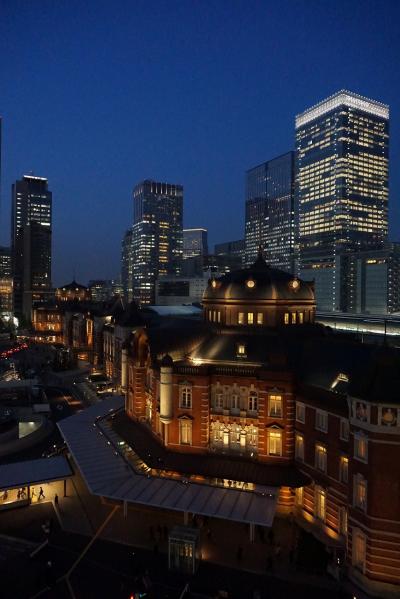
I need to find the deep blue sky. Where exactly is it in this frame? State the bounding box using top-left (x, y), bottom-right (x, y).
top-left (1, 0), bottom-right (399, 286)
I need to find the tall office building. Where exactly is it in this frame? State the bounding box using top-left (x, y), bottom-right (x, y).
top-left (295, 90), bottom-right (389, 310)
top-left (121, 228), bottom-right (133, 301)
top-left (132, 180), bottom-right (183, 305)
top-left (11, 175), bottom-right (52, 320)
top-left (183, 228), bottom-right (208, 259)
top-left (245, 152), bottom-right (295, 272)
top-left (214, 239), bottom-right (245, 263)
top-left (0, 246), bottom-right (12, 313)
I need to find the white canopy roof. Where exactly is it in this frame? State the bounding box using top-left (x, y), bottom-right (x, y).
top-left (58, 398), bottom-right (277, 527)
top-left (0, 455), bottom-right (72, 490)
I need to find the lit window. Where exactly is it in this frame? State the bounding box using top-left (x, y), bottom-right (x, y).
top-left (291, 312), bottom-right (297, 324)
top-left (354, 474), bottom-right (367, 511)
top-left (237, 343), bottom-right (246, 357)
top-left (295, 486), bottom-right (303, 506)
top-left (284, 313), bottom-right (289, 325)
top-left (315, 409), bottom-right (328, 433)
top-left (269, 394), bottom-right (282, 418)
top-left (180, 385), bottom-right (192, 409)
top-left (257, 312), bottom-right (263, 325)
top-left (238, 312), bottom-right (245, 325)
top-left (268, 429), bottom-right (282, 456)
top-left (296, 402), bottom-right (305, 423)
top-left (179, 419), bottom-right (192, 445)
top-left (247, 312), bottom-right (254, 325)
top-left (298, 312), bottom-right (304, 324)
top-left (315, 444), bottom-right (327, 472)
top-left (248, 391), bottom-right (258, 412)
top-left (340, 419), bottom-right (349, 441)
top-left (353, 529), bottom-right (366, 572)
top-left (314, 486), bottom-right (326, 521)
top-left (339, 506), bottom-right (348, 536)
top-left (340, 456), bottom-right (349, 483)
top-left (295, 434), bottom-right (304, 461)
top-left (354, 433), bottom-right (368, 463)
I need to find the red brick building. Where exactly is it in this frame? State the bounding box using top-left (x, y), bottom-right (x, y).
top-left (123, 253), bottom-right (400, 597)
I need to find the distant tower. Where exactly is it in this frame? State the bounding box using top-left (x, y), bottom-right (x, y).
top-left (183, 228), bottom-right (208, 259)
top-left (11, 175), bottom-right (52, 320)
top-left (245, 152), bottom-right (295, 273)
top-left (131, 180), bottom-right (183, 305)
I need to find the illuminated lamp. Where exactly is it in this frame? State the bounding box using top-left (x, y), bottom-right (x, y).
top-left (289, 279), bottom-right (300, 291)
top-left (246, 279), bottom-right (255, 289)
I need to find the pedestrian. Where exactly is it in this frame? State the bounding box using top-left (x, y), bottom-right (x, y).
top-left (17, 489), bottom-right (21, 500)
top-left (38, 487), bottom-right (45, 500)
top-left (31, 487), bottom-right (36, 500)
top-left (54, 493), bottom-right (59, 505)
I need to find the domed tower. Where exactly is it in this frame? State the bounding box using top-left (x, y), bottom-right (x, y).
top-left (202, 251), bottom-right (315, 327)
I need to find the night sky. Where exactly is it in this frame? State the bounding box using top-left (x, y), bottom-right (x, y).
top-left (1, 0), bottom-right (399, 286)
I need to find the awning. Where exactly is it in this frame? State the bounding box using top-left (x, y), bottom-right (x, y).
top-left (0, 455), bottom-right (73, 491)
top-left (58, 398), bottom-right (278, 527)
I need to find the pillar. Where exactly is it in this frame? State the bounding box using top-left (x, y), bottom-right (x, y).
top-left (160, 356), bottom-right (173, 446)
top-left (121, 347), bottom-right (128, 391)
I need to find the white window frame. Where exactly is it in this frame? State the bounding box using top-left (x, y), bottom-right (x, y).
top-left (179, 419), bottom-right (192, 445)
top-left (231, 393), bottom-right (240, 410)
top-left (179, 385), bottom-right (192, 409)
top-left (315, 444), bottom-right (327, 473)
top-left (314, 486), bottom-right (326, 522)
top-left (296, 402), bottom-right (305, 423)
top-left (352, 528), bottom-right (367, 573)
top-left (268, 394), bottom-right (283, 418)
top-left (248, 391), bottom-right (258, 412)
top-left (315, 409), bottom-right (328, 433)
top-left (295, 433), bottom-right (304, 462)
top-left (354, 474), bottom-right (367, 512)
top-left (268, 429), bottom-right (282, 456)
top-left (339, 506), bottom-right (348, 537)
top-left (340, 418), bottom-right (349, 441)
top-left (354, 432), bottom-right (368, 463)
top-left (214, 388), bottom-right (224, 409)
top-left (340, 456), bottom-right (349, 483)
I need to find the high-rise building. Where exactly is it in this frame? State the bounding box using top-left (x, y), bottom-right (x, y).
top-left (121, 229), bottom-right (133, 301)
top-left (245, 152), bottom-right (295, 273)
top-left (132, 180), bottom-right (183, 305)
top-left (11, 175), bottom-right (52, 320)
top-left (183, 228), bottom-right (208, 259)
top-left (214, 239), bottom-right (245, 263)
top-left (295, 90), bottom-right (389, 310)
top-left (0, 246), bottom-right (12, 313)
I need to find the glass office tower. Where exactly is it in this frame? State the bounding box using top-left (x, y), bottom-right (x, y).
top-left (11, 175), bottom-right (52, 320)
top-left (132, 180), bottom-right (183, 305)
top-left (296, 90), bottom-right (389, 311)
top-left (183, 228), bottom-right (208, 259)
top-left (245, 152), bottom-right (295, 272)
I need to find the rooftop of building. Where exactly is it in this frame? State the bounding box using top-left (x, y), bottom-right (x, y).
top-left (203, 252), bottom-right (314, 304)
top-left (295, 89), bottom-right (389, 128)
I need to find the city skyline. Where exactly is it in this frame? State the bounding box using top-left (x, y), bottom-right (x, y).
top-left (0, 1), bottom-right (399, 285)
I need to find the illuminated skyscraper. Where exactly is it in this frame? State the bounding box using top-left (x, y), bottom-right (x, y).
top-left (121, 228), bottom-right (133, 301)
top-left (295, 90), bottom-right (389, 310)
top-left (132, 180), bottom-right (183, 305)
top-left (11, 175), bottom-right (52, 320)
top-left (245, 152), bottom-right (295, 272)
top-left (183, 228), bottom-right (208, 259)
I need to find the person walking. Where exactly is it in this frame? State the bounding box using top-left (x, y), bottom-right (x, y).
top-left (54, 493), bottom-right (59, 505)
top-left (38, 487), bottom-right (45, 500)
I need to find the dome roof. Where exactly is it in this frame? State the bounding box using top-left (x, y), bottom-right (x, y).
top-left (203, 253), bottom-right (314, 303)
